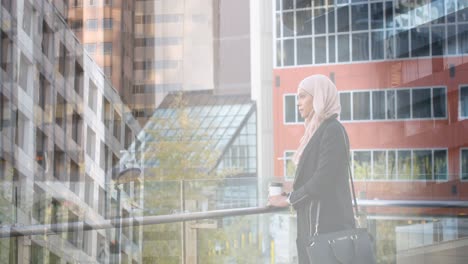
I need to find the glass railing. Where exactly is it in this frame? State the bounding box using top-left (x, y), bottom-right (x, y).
top-left (2, 174), bottom-right (468, 263)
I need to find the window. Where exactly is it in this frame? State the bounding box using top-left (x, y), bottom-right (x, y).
top-left (84, 43), bottom-right (96, 54)
top-left (462, 149), bottom-right (468, 180)
top-left (372, 91), bottom-right (385, 120)
top-left (296, 38), bottom-right (312, 65)
top-left (70, 20), bottom-right (83, 30)
top-left (353, 151), bottom-right (371, 180)
top-left (15, 110), bottom-right (29, 152)
top-left (30, 242), bottom-right (44, 264)
top-left (103, 66), bottom-right (112, 76)
top-left (71, 0), bottom-right (83, 7)
top-left (103, 18), bottom-right (113, 29)
top-left (88, 0), bottom-right (97, 6)
top-left (396, 89), bottom-right (410, 119)
top-left (413, 150), bottom-right (432, 180)
top-left (55, 93), bottom-right (66, 128)
top-left (85, 174), bottom-right (94, 207)
top-left (296, 10), bottom-right (312, 36)
top-left (461, 86), bottom-right (468, 118)
top-left (284, 95), bottom-right (304, 123)
top-left (353, 92), bottom-right (370, 120)
top-left (284, 151), bottom-right (295, 180)
top-left (102, 42), bottom-right (112, 54)
top-left (53, 147), bottom-right (66, 182)
top-left (86, 19), bottom-right (98, 30)
top-left (70, 161), bottom-right (80, 195)
top-left (88, 81), bottom-right (98, 112)
top-left (275, 2), bottom-right (468, 66)
top-left (412, 88), bottom-right (431, 118)
top-left (86, 127), bottom-right (96, 159)
top-left (340, 93), bottom-right (351, 121)
top-left (352, 149), bottom-right (447, 181)
top-left (104, 0), bottom-right (112, 6)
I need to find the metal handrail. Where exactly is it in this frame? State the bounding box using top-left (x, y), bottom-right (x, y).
top-left (2, 199), bottom-right (468, 238)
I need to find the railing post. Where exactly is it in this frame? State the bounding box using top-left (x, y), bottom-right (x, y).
top-left (181, 179), bottom-right (186, 264)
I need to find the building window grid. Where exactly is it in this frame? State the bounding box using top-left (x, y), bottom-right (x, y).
top-left (339, 87), bottom-right (447, 122)
top-left (283, 94), bottom-right (305, 124)
top-left (102, 18), bottom-right (113, 30)
top-left (352, 148), bottom-right (448, 181)
top-left (275, 1), bottom-right (468, 67)
top-left (284, 150), bottom-right (295, 180)
top-left (461, 148), bottom-right (468, 181)
top-left (460, 85), bottom-right (468, 119)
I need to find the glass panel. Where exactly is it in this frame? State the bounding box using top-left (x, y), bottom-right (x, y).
top-left (328, 8), bottom-right (335, 33)
top-left (433, 88), bottom-right (446, 118)
top-left (458, 24), bottom-right (468, 54)
top-left (371, 31), bottom-right (385, 60)
top-left (340, 93), bottom-right (351, 121)
top-left (370, 3), bottom-right (384, 29)
top-left (296, 0), bottom-right (312, 9)
top-left (372, 90), bottom-right (385, 120)
top-left (315, 36), bottom-right (327, 64)
top-left (314, 8), bottom-right (327, 35)
top-left (283, 0), bottom-right (294, 10)
top-left (461, 86), bottom-right (468, 118)
top-left (283, 12), bottom-right (295, 37)
top-left (397, 89), bottom-right (411, 119)
top-left (434, 150), bottom-right (448, 180)
top-left (352, 32), bottom-right (369, 61)
top-left (413, 150), bottom-right (432, 180)
top-left (398, 150), bottom-right (412, 180)
top-left (431, 26), bottom-right (445, 56)
top-left (373, 151), bottom-right (387, 180)
top-left (328, 35), bottom-right (336, 62)
top-left (412, 88), bottom-right (431, 118)
top-left (284, 39), bottom-right (295, 66)
top-left (388, 150), bottom-right (397, 180)
top-left (297, 10), bottom-right (312, 36)
top-left (462, 149), bottom-right (468, 180)
top-left (338, 34), bottom-right (350, 62)
top-left (354, 151), bottom-right (371, 180)
top-left (351, 4), bottom-right (369, 31)
top-left (353, 91), bottom-right (370, 120)
top-left (297, 38), bottom-right (313, 65)
top-left (285, 95), bottom-right (297, 123)
top-left (411, 27), bottom-right (430, 57)
top-left (337, 6), bottom-right (349, 32)
top-left (395, 30), bottom-right (410, 58)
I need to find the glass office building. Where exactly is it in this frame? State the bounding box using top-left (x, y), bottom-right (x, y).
top-left (0, 0), bottom-right (142, 263)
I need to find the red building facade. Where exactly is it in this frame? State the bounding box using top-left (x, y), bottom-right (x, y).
top-left (273, 0), bottom-right (468, 205)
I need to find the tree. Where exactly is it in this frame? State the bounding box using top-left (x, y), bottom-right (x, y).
top-left (140, 93), bottom-right (261, 263)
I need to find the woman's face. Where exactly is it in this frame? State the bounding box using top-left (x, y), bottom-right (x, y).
top-left (297, 89), bottom-right (314, 119)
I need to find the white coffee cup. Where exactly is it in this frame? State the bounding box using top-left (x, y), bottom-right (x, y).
top-left (269, 182), bottom-right (283, 196)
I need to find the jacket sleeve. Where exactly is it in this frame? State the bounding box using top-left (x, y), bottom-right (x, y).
top-left (289, 123), bottom-right (347, 207)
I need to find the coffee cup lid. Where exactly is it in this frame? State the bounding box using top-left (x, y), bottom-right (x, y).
top-left (270, 182), bottom-right (283, 187)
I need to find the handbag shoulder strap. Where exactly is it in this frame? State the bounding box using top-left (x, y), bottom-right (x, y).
top-left (312, 123), bottom-right (359, 236)
top-left (338, 125), bottom-right (360, 219)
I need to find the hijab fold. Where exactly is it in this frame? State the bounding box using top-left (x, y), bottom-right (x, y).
top-left (292, 75), bottom-right (341, 165)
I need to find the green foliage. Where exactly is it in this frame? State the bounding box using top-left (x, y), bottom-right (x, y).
top-left (141, 92), bottom-right (248, 263)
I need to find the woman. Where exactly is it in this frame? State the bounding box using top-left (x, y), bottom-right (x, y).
top-left (268, 74), bottom-right (355, 263)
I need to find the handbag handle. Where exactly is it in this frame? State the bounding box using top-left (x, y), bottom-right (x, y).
top-left (312, 124), bottom-right (359, 236)
top-left (339, 125), bottom-right (360, 225)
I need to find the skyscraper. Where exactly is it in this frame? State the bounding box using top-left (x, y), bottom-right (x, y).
top-left (0, 0), bottom-right (142, 263)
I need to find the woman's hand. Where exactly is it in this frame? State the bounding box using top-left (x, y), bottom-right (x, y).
top-left (267, 195), bottom-right (289, 208)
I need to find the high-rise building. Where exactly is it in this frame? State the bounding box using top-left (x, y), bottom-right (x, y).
top-left (67, 0), bottom-right (135, 102)
top-left (69, 0), bottom-right (253, 126)
top-left (0, 0), bottom-right (142, 263)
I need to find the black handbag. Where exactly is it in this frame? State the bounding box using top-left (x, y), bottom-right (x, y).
top-left (306, 126), bottom-right (376, 264)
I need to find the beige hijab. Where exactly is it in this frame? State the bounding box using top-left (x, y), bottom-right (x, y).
top-left (292, 74), bottom-right (341, 165)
